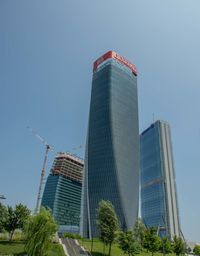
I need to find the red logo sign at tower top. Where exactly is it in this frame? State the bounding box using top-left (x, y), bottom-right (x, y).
top-left (93, 51), bottom-right (137, 76)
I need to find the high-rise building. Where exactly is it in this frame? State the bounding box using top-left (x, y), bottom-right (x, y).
top-left (81, 51), bottom-right (140, 238)
top-left (140, 120), bottom-right (181, 239)
top-left (41, 152), bottom-right (84, 234)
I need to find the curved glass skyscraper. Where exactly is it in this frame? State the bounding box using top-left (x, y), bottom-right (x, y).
top-left (81, 51), bottom-right (139, 238)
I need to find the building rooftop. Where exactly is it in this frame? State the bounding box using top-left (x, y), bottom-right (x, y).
top-left (56, 152), bottom-right (84, 165)
top-left (93, 51), bottom-right (137, 76)
top-left (51, 152), bottom-right (84, 182)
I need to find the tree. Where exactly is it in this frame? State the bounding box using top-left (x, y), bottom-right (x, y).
top-left (0, 203), bottom-right (8, 232)
top-left (161, 237), bottom-right (172, 255)
top-left (133, 218), bottom-right (146, 247)
top-left (4, 203), bottom-right (30, 241)
top-left (193, 244), bottom-right (200, 255)
top-left (117, 230), bottom-right (141, 256)
top-left (25, 207), bottom-right (57, 256)
top-left (173, 235), bottom-right (185, 256)
top-left (186, 246), bottom-right (192, 254)
top-left (143, 227), bottom-right (162, 256)
top-left (96, 200), bottom-right (119, 256)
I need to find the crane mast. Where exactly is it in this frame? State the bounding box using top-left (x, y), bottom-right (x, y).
top-left (27, 127), bottom-right (53, 214)
top-left (35, 144), bottom-right (51, 214)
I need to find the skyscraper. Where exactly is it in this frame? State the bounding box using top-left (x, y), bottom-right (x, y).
top-left (81, 51), bottom-right (139, 238)
top-left (41, 152), bottom-right (83, 234)
top-left (140, 120), bottom-right (181, 239)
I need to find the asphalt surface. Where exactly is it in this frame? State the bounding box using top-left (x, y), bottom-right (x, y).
top-left (61, 238), bottom-right (89, 256)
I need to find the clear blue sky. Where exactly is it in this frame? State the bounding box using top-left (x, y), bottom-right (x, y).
top-left (1, 0), bottom-right (200, 242)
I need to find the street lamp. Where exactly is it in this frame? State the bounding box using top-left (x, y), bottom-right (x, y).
top-left (0, 195), bottom-right (6, 200)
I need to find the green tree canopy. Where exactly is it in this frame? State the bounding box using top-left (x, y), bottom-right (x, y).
top-left (117, 230), bottom-right (141, 256)
top-left (96, 200), bottom-right (119, 256)
top-left (0, 203), bottom-right (8, 232)
top-left (133, 218), bottom-right (146, 247)
top-left (143, 227), bottom-right (162, 256)
top-left (162, 237), bottom-right (172, 255)
top-left (25, 207), bottom-right (57, 256)
top-left (4, 203), bottom-right (30, 241)
top-left (173, 235), bottom-right (185, 256)
top-left (193, 244), bottom-right (200, 255)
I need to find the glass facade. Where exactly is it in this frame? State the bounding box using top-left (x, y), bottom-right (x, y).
top-left (42, 174), bottom-right (82, 233)
top-left (81, 52), bottom-right (139, 238)
top-left (41, 153), bottom-right (83, 234)
top-left (140, 120), bottom-right (180, 239)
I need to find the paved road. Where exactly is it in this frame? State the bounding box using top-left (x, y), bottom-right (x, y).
top-left (61, 238), bottom-right (89, 256)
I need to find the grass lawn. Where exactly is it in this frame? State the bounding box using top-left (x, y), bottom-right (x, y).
top-left (48, 243), bottom-right (66, 256)
top-left (0, 241), bottom-right (65, 256)
top-left (80, 238), bottom-right (176, 256)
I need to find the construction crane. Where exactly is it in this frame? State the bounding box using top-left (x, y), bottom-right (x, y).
top-left (27, 126), bottom-right (53, 214)
top-left (71, 145), bottom-right (83, 151)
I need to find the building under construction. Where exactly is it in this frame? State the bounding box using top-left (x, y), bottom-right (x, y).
top-left (41, 152), bottom-right (84, 234)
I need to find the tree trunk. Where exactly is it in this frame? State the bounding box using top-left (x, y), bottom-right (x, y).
top-left (9, 230), bottom-right (14, 241)
top-left (108, 242), bottom-right (112, 256)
